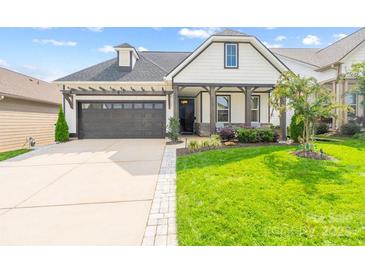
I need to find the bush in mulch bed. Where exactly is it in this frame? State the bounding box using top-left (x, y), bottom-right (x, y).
top-left (177, 141), bottom-right (288, 156)
top-left (293, 149), bottom-right (334, 161)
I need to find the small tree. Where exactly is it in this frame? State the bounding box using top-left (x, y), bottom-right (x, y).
top-left (271, 72), bottom-right (343, 153)
top-left (55, 106), bottom-right (69, 142)
top-left (166, 117), bottom-right (180, 142)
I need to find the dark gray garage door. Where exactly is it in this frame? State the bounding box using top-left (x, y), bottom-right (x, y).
top-left (78, 101), bottom-right (166, 138)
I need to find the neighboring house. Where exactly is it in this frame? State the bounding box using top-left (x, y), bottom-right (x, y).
top-left (55, 28), bottom-right (365, 139)
top-left (0, 68), bottom-right (61, 152)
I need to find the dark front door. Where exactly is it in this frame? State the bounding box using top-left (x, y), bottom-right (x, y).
top-left (78, 101), bottom-right (166, 138)
top-left (179, 98), bottom-right (195, 133)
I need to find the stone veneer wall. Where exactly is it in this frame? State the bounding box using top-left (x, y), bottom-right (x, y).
top-left (195, 123), bottom-right (210, 136)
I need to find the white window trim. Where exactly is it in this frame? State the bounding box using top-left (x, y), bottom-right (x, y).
top-left (225, 43), bottom-right (238, 68)
top-left (216, 95), bottom-right (230, 123)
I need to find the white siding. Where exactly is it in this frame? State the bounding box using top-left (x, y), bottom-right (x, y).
top-left (64, 95), bottom-right (171, 134)
top-left (342, 41), bottom-right (365, 73)
top-left (278, 56), bottom-right (337, 83)
top-left (174, 42), bottom-right (281, 84)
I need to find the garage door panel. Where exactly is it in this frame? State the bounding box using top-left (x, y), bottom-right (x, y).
top-left (78, 101), bottom-right (166, 139)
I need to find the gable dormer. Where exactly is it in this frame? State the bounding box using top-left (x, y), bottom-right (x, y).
top-left (114, 43), bottom-right (139, 71)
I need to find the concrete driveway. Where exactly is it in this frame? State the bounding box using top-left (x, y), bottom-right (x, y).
top-left (0, 139), bottom-right (165, 245)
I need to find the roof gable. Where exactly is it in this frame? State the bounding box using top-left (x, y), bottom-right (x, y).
top-left (166, 33), bottom-right (289, 81)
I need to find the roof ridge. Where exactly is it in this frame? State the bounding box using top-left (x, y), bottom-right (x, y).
top-left (316, 27), bottom-right (365, 53)
top-left (140, 50), bottom-right (191, 53)
top-left (273, 52), bottom-right (320, 67)
top-left (139, 54), bottom-right (169, 74)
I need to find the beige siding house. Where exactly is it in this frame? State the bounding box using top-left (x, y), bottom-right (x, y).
top-left (0, 68), bottom-right (61, 152)
top-left (55, 28), bottom-right (365, 139)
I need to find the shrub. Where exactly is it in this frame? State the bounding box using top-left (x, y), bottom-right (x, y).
top-left (219, 127), bottom-right (235, 140)
top-left (315, 123), bottom-right (329, 135)
top-left (257, 128), bottom-right (275, 142)
top-left (188, 140), bottom-right (200, 151)
top-left (290, 113), bottom-right (304, 143)
top-left (187, 135), bottom-right (221, 152)
top-left (236, 128), bottom-right (275, 143)
top-left (353, 132), bottom-right (365, 140)
top-left (236, 128), bottom-right (257, 143)
top-left (340, 123), bottom-right (361, 136)
top-left (166, 117), bottom-right (180, 142)
top-left (55, 106), bottom-right (69, 142)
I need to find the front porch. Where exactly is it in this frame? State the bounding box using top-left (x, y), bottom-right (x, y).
top-left (172, 84), bottom-right (287, 140)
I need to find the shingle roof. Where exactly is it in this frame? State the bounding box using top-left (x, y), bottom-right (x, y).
top-left (214, 29), bottom-right (249, 37)
top-left (114, 43), bottom-right (134, 48)
top-left (316, 27), bottom-right (365, 67)
top-left (270, 48), bottom-right (321, 67)
top-left (56, 28), bottom-right (365, 82)
top-left (56, 51), bottom-right (190, 82)
top-left (0, 67), bottom-right (61, 105)
top-left (271, 28), bottom-right (365, 68)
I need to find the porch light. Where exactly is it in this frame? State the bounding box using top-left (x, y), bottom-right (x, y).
top-left (180, 100), bottom-right (188, 104)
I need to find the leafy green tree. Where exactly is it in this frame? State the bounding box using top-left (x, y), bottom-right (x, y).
top-left (271, 72), bottom-right (343, 152)
top-left (55, 106), bottom-right (69, 142)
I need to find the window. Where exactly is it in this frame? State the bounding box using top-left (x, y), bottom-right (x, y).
top-left (154, 103), bottom-right (163, 109)
top-left (217, 95), bottom-right (230, 122)
top-left (346, 93), bottom-right (357, 121)
top-left (251, 96), bottom-right (260, 122)
top-left (113, 103), bottom-right (122, 109)
top-left (225, 43), bottom-right (238, 68)
top-left (81, 103), bottom-right (91, 109)
top-left (134, 103), bottom-right (143, 109)
top-left (123, 103), bottom-right (132, 109)
top-left (144, 103), bottom-right (153, 109)
top-left (102, 103), bottom-right (112, 109)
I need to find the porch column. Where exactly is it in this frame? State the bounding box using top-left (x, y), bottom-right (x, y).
top-left (245, 87), bottom-right (252, 127)
top-left (173, 86), bottom-right (179, 120)
top-left (280, 96), bottom-right (287, 141)
top-left (209, 86), bottom-right (216, 134)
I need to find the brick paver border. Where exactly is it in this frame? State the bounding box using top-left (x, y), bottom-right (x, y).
top-left (142, 146), bottom-right (177, 246)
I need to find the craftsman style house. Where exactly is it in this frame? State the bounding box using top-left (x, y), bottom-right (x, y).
top-left (55, 28), bottom-right (365, 139)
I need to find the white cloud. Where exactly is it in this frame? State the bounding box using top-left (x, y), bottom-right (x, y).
top-left (87, 27), bottom-right (104, 32)
top-left (32, 39), bottom-right (77, 47)
top-left (266, 27), bottom-right (277, 30)
top-left (178, 27), bottom-right (221, 39)
top-left (302, 35), bottom-right (321, 45)
top-left (137, 46), bottom-right (148, 51)
top-left (97, 45), bottom-right (115, 53)
top-left (275, 35), bottom-right (287, 42)
top-left (333, 33), bottom-right (347, 41)
top-left (263, 41), bottom-right (282, 48)
top-left (0, 59), bottom-right (10, 67)
top-left (22, 64), bottom-right (37, 70)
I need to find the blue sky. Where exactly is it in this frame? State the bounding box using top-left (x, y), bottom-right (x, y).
top-left (0, 27), bottom-right (360, 81)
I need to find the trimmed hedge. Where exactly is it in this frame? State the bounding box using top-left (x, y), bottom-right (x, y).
top-left (236, 128), bottom-right (275, 143)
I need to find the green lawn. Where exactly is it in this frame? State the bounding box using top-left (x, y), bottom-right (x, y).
top-left (0, 149), bottom-right (31, 161)
top-left (176, 139), bottom-right (365, 245)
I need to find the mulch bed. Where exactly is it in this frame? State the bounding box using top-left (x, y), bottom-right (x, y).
top-left (292, 150), bottom-right (334, 161)
top-left (176, 142), bottom-right (291, 156)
